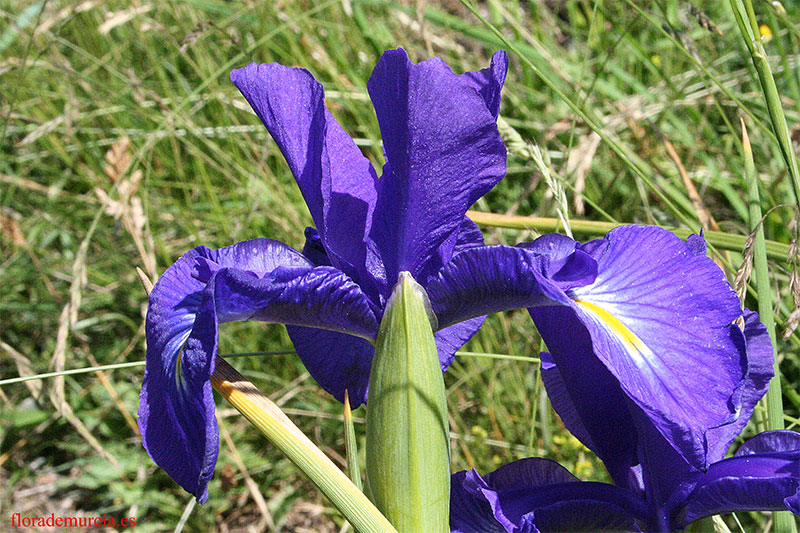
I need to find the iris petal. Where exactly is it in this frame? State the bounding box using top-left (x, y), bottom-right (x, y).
top-left (704, 309), bottom-right (774, 461)
top-left (565, 225), bottom-right (747, 470)
top-left (451, 458), bottom-right (648, 532)
top-left (678, 450), bottom-right (800, 526)
top-left (367, 48), bottom-right (507, 282)
top-left (434, 316), bottom-right (486, 370)
top-left (139, 244), bottom-right (217, 501)
top-left (462, 50), bottom-right (508, 120)
top-left (138, 239), bottom-right (378, 501)
top-left (532, 309), bottom-right (638, 488)
top-left (286, 326), bottom-right (375, 407)
top-left (230, 62), bottom-right (379, 287)
top-left (211, 265), bottom-right (379, 338)
top-left (736, 430), bottom-right (800, 456)
top-left (428, 245), bottom-right (574, 330)
top-left (451, 470), bottom-right (511, 533)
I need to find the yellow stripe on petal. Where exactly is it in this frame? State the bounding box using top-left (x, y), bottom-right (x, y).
top-left (175, 346), bottom-right (184, 389)
top-left (573, 300), bottom-right (647, 354)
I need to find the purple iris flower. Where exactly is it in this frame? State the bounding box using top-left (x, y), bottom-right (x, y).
top-left (447, 229), bottom-right (800, 531)
top-left (430, 226), bottom-right (770, 475)
top-left (138, 48), bottom-right (510, 502)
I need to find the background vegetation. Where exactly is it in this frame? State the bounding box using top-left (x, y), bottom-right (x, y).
top-left (2, 0), bottom-right (799, 530)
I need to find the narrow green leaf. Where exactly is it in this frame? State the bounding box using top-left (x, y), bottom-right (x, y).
top-left (344, 390), bottom-right (363, 492)
top-left (741, 120), bottom-right (797, 533)
top-left (729, 0), bottom-right (800, 223)
top-left (366, 272), bottom-right (450, 532)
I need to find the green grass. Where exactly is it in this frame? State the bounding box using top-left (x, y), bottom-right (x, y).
top-left (1, 0), bottom-right (799, 530)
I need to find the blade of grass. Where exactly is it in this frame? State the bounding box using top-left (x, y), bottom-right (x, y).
top-left (741, 119), bottom-right (797, 533)
top-left (0, 351), bottom-right (293, 387)
top-left (343, 391), bottom-right (363, 492)
top-left (0, 349), bottom-right (529, 388)
top-left (730, 0), bottom-right (800, 212)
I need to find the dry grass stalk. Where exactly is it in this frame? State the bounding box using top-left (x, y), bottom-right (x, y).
top-left (497, 117), bottom-right (571, 235)
top-left (783, 213), bottom-right (800, 339)
top-left (562, 96), bottom-right (650, 217)
top-left (217, 416), bottom-right (277, 531)
top-left (0, 209), bottom-right (25, 246)
top-left (1, 207), bottom-right (58, 298)
top-left (0, 340), bottom-right (42, 400)
top-left (95, 137), bottom-right (157, 278)
top-left (658, 132), bottom-right (720, 232)
top-left (48, 303), bottom-right (119, 467)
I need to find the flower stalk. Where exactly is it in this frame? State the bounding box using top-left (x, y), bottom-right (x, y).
top-left (211, 357), bottom-right (396, 533)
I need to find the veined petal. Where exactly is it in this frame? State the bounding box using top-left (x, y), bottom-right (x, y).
top-left (230, 63), bottom-right (378, 283)
top-left (736, 430), bottom-right (800, 456)
top-left (419, 216), bottom-right (486, 287)
top-left (451, 459), bottom-right (648, 533)
top-left (434, 316), bottom-right (485, 370)
top-left (451, 470), bottom-right (512, 533)
top-left (285, 326), bottom-right (375, 407)
top-left (677, 438), bottom-right (800, 526)
top-left (461, 51), bottom-right (509, 119)
top-left (211, 265), bottom-right (379, 339)
top-left (539, 352), bottom-right (597, 454)
top-left (141, 240), bottom-right (296, 502)
top-left (139, 245), bottom-right (217, 502)
top-left (367, 48), bottom-right (507, 282)
top-left (704, 309), bottom-right (774, 461)
top-left (428, 245), bottom-right (577, 331)
top-left (566, 225), bottom-right (747, 470)
top-left (138, 239), bottom-right (378, 501)
top-left (519, 233), bottom-right (599, 291)
top-left (532, 308), bottom-right (638, 488)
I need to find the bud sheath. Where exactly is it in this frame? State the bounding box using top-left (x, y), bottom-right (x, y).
top-left (366, 272), bottom-right (450, 532)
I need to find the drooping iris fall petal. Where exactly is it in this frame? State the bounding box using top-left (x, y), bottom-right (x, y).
top-left (432, 225), bottom-right (758, 472)
top-left (138, 239), bottom-right (378, 501)
top-left (563, 226), bottom-right (748, 471)
top-left (448, 232), bottom-right (796, 532)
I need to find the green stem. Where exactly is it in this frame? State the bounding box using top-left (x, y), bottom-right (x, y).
top-left (212, 357), bottom-right (396, 533)
top-left (729, 0), bottom-right (800, 524)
